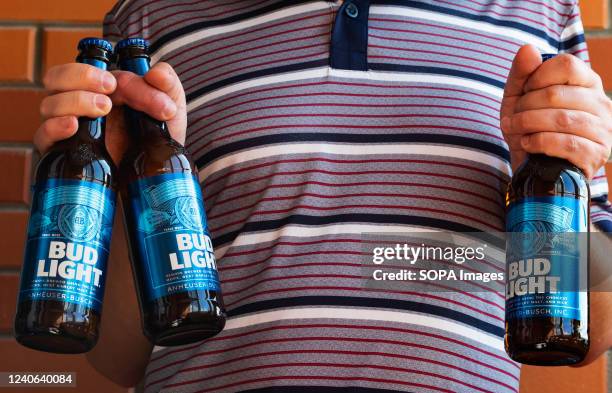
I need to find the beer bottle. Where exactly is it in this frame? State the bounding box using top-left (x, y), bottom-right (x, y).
top-left (116, 38), bottom-right (225, 346)
top-left (505, 53), bottom-right (589, 365)
top-left (14, 38), bottom-right (117, 353)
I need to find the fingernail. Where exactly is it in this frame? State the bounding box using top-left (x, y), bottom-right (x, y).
top-left (501, 116), bottom-right (510, 131)
top-left (521, 135), bottom-right (530, 147)
top-left (95, 95), bottom-right (109, 111)
top-left (102, 73), bottom-right (114, 91)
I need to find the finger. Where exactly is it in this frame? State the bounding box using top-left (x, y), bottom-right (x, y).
top-left (33, 116), bottom-right (78, 154)
top-left (515, 85), bottom-right (608, 117)
top-left (43, 63), bottom-right (116, 94)
top-left (144, 62), bottom-right (185, 107)
top-left (40, 91), bottom-right (112, 119)
top-left (521, 132), bottom-right (609, 179)
top-left (502, 109), bottom-right (608, 145)
top-left (501, 44), bottom-right (542, 119)
top-left (524, 53), bottom-right (603, 93)
top-left (111, 70), bottom-right (177, 121)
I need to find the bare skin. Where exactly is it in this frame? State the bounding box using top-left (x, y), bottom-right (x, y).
top-left (35, 44), bottom-right (612, 385)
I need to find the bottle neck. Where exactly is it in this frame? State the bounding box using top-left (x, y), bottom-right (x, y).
top-left (75, 57), bottom-right (108, 142)
top-left (120, 56), bottom-right (171, 142)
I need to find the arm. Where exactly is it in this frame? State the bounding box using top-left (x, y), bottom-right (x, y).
top-left (500, 44), bottom-right (612, 365)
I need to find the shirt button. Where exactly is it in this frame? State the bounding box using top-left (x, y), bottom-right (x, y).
top-left (345, 2), bottom-right (359, 18)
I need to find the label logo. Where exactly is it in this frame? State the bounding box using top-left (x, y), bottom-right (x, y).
top-left (58, 204), bottom-right (101, 242)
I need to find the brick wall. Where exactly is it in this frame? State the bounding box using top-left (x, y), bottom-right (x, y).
top-left (0, 1), bottom-right (610, 393)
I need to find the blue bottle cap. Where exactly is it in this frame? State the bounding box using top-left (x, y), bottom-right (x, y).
top-left (116, 38), bottom-right (150, 51)
top-left (541, 53), bottom-right (557, 62)
top-left (78, 37), bottom-right (113, 52)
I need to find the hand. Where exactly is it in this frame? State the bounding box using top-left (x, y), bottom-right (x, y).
top-left (500, 44), bottom-right (612, 179)
top-left (35, 61), bottom-right (187, 164)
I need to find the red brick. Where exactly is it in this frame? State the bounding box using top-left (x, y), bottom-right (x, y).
top-left (520, 356), bottom-right (607, 393)
top-left (0, 89), bottom-right (46, 143)
top-left (0, 274), bottom-right (18, 333)
top-left (0, 339), bottom-right (129, 392)
top-left (43, 28), bottom-right (103, 76)
top-left (0, 148), bottom-right (32, 204)
top-left (0, 0), bottom-right (117, 23)
top-left (581, 0), bottom-right (609, 29)
top-left (587, 36), bottom-right (612, 92)
top-left (0, 28), bottom-right (36, 82)
top-left (0, 211), bottom-right (28, 269)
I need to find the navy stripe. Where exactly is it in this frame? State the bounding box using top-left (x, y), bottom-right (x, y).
top-left (371, 0), bottom-right (560, 48)
top-left (369, 62), bottom-right (506, 89)
top-left (559, 33), bottom-right (586, 51)
top-left (226, 295), bottom-right (506, 338)
top-left (186, 59), bottom-right (329, 103)
top-left (195, 133), bottom-right (510, 168)
top-left (212, 213), bottom-right (505, 248)
top-left (149, 0), bottom-right (312, 53)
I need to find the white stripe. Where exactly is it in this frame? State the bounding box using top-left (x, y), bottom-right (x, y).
top-left (560, 20), bottom-right (584, 41)
top-left (151, 2), bottom-right (331, 63)
top-left (591, 182), bottom-right (609, 198)
top-left (225, 307), bottom-right (504, 350)
top-left (198, 143), bottom-right (510, 182)
top-left (116, 0), bottom-right (131, 16)
top-left (152, 307), bottom-right (504, 354)
top-left (370, 5), bottom-right (557, 53)
top-left (214, 223), bottom-right (505, 262)
top-left (186, 66), bottom-right (503, 112)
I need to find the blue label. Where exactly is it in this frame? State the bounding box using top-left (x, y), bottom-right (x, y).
top-left (505, 196), bottom-right (588, 321)
top-left (128, 173), bottom-right (220, 303)
top-left (18, 179), bottom-right (116, 311)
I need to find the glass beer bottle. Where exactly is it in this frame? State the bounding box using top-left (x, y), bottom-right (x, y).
top-left (116, 38), bottom-right (225, 346)
top-left (505, 54), bottom-right (589, 365)
top-left (14, 38), bottom-right (117, 353)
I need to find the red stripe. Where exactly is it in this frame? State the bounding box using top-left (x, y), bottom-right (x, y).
top-left (190, 102), bottom-right (499, 142)
top-left (223, 238), bottom-right (363, 257)
top-left (433, 0), bottom-right (564, 32)
top-left (184, 48), bottom-right (328, 92)
top-left (369, 18), bottom-right (520, 48)
top-left (464, 0), bottom-right (569, 27)
top-left (220, 267), bottom-right (504, 305)
top-left (148, 323), bottom-right (519, 370)
top-left (147, 0), bottom-right (271, 40)
top-left (162, 362), bottom-right (496, 392)
top-left (187, 92), bottom-right (500, 135)
top-left (369, 43), bottom-right (511, 71)
top-left (202, 157), bottom-right (507, 190)
top-left (192, 81), bottom-right (501, 116)
top-left (368, 33), bottom-right (513, 63)
top-left (467, 0), bottom-right (572, 18)
top-left (368, 54), bottom-right (507, 79)
top-left (221, 240), bottom-right (504, 274)
top-left (191, 122), bottom-right (505, 158)
top-left (206, 180), bottom-right (502, 212)
top-left (207, 191), bottom-right (503, 221)
top-left (199, 375), bottom-right (456, 393)
top-left (165, 11), bottom-right (330, 63)
top-left (222, 284), bottom-right (504, 322)
top-left (177, 29), bottom-right (329, 77)
top-left (505, 0), bottom-right (573, 14)
top-left (123, 0), bottom-right (245, 32)
top-left (204, 169), bottom-right (505, 205)
top-left (146, 348), bottom-right (517, 391)
top-left (209, 202), bottom-right (504, 233)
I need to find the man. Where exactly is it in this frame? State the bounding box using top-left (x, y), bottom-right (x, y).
top-left (36, 1), bottom-right (612, 392)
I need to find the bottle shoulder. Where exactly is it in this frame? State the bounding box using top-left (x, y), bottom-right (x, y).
top-left (120, 142), bottom-right (196, 181)
top-left (35, 142), bottom-right (116, 188)
top-left (508, 156), bottom-right (589, 202)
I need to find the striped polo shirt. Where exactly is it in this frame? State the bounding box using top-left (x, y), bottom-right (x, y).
top-left (103, 1), bottom-right (612, 392)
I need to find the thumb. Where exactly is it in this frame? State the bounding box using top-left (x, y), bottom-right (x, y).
top-left (501, 44), bottom-right (542, 118)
